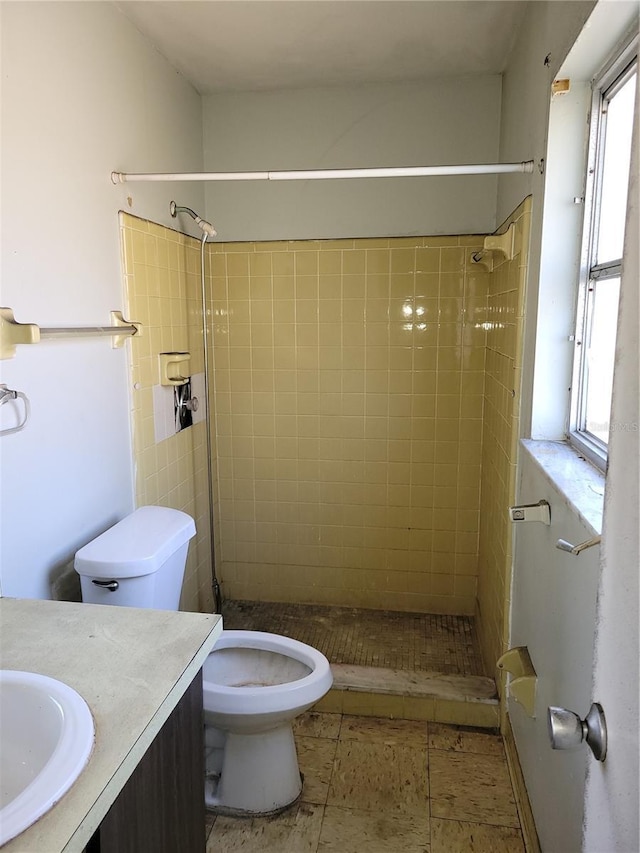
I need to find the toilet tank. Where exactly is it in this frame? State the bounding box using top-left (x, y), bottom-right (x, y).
top-left (74, 506), bottom-right (196, 610)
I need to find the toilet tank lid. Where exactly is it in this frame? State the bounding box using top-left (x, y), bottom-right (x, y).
top-left (74, 506), bottom-right (196, 579)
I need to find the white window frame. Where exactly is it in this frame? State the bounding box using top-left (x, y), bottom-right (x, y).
top-left (569, 37), bottom-right (638, 471)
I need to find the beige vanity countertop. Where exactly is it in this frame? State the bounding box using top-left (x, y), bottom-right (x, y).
top-left (0, 597), bottom-right (222, 853)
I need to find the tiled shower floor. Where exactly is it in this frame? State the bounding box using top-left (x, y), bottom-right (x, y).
top-left (221, 600), bottom-right (485, 677)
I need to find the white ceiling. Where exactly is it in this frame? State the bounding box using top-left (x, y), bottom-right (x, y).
top-left (115, 1), bottom-right (530, 94)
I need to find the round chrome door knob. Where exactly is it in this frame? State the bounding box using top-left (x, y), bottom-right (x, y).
top-left (547, 702), bottom-right (607, 761)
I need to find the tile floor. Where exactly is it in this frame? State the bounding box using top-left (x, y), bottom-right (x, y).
top-left (221, 600), bottom-right (484, 676)
top-left (205, 712), bottom-right (525, 852)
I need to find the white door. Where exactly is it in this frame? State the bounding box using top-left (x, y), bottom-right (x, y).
top-left (582, 88), bottom-right (639, 853)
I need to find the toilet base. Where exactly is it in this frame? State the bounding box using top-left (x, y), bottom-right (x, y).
top-left (205, 785), bottom-right (302, 818)
top-left (204, 722), bottom-right (303, 815)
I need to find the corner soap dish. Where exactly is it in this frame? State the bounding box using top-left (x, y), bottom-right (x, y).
top-left (470, 222), bottom-right (518, 272)
top-left (497, 646), bottom-right (538, 717)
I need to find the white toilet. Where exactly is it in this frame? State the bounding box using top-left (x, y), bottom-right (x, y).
top-left (74, 506), bottom-right (333, 815)
top-left (202, 629), bottom-right (333, 815)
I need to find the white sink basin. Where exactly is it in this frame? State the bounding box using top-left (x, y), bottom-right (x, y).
top-left (0, 670), bottom-right (94, 846)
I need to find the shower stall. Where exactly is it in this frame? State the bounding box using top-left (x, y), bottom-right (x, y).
top-left (120, 193), bottom-right (531, 725)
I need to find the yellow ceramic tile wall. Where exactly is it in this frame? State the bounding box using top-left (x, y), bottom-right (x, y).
top-left (475, 198), bottom-right (532, 673)
top-left (208, 236), bottom-right (489, 614)
top-left (120, 213), bottom-right (217, 613)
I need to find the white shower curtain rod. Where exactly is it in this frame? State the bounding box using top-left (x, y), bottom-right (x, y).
top-left (111, 161), bottom-right (535, 184)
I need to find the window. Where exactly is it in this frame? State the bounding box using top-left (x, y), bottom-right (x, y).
top-left (570, 44), bottom-right (637, 469)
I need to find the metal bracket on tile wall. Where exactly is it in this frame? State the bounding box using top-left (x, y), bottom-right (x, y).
top-left (469, 250), bottom-right (493, 272)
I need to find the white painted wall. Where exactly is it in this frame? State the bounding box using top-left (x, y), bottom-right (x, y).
top-left (496, 1), bottom-right (598, 228)
top-left (583, 85), bottom-right (638, 853)
top-left (511, 447), bottom-right (602, 852)
top-left (531, 81), bottom-right (591, 440)
top-left (0, 2), bottom-right (204, 599)
top-left (202, 77), bottom-right (502, 241)
top-left (496, 0), bottom-right (597, 437)
top-left (534, 4), bottom-right (638, 441)
top-left (501, 3), bottom-right (640, 850)
top-left (510, 81), bottom-right (638, 852)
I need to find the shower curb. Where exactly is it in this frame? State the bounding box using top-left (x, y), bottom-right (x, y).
top-left (315, 664), bottom-right (500, 729)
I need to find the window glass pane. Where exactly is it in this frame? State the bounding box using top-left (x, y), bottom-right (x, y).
top-left (585, 277), bottom-right (621, 444)
top-left (596, 70), bottom-right (637, 263)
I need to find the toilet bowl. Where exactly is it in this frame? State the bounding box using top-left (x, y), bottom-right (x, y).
top-left (202, 630), bottom-right (333, 815)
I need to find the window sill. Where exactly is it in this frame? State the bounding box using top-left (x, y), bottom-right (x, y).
top-left (520, 439), bottom-right (605, 535)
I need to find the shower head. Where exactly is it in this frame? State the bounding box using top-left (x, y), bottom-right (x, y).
top-left (169, 201), bottom-right (217, 238)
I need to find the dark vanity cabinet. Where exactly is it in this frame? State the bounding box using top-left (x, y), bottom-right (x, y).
top-left (87, 673), bottom-right (206, 853)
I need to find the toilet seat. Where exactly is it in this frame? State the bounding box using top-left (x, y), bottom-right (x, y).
top-left (203, 630), bottom-right (331, 716)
